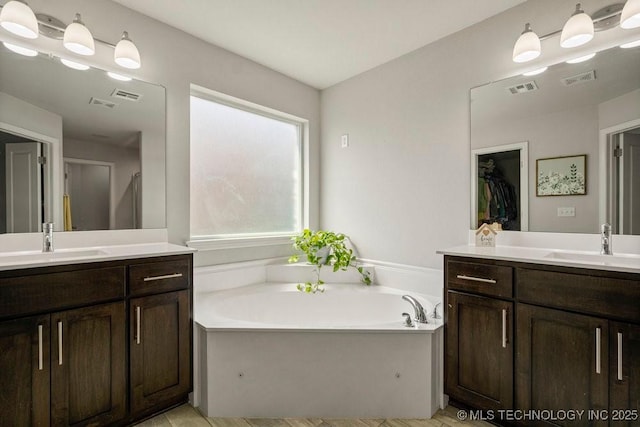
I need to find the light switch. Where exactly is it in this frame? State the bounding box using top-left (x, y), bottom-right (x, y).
top-left (557, 207), bottom-right (575, 217)
top-left (341, 134), bottom-right (349, 148)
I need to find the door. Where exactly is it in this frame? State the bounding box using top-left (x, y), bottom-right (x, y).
top-left (517, 304), bottom-right (609, 426)
top-left (0, 315), bottom-right (50, 426)
top-left (620, 132), bottom-right (640, 235)
top-left (5, 141), bottom-right (42, 232)
top-left (130, 290), bottom-right (191, 415)
top-left (64, 160), bottom-right (112, 231)
top-left (610, 322), bottom-right (640, 426)
top-left (50, 302), bottom-right (126, 427)
top-left (446, 291), bottom-right (513, 410)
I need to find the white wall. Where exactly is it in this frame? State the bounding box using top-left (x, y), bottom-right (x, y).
top-left (320, 0), bottom-right (640, 269)
top-left (0, 0), bottom-right (320, 265)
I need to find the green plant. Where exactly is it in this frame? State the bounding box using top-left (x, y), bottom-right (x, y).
top-left (288, 229), bottom-right (372, 293)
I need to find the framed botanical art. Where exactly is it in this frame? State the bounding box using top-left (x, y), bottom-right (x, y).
top-left (536, 154), bottom-right (586, 196)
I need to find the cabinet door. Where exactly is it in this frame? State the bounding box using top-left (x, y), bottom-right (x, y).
top-left (0, 315), bottom-right (50, 426)
top-left (610, 322), bottom-right (640, 426)
top-left (51, 302), bottom-right (126, 427)
top-left (446, 291), bottom-right (513, 410)
top-left (130, 290), bottom-right (191, 415)
top-left (517, 304), bottom-right (609, 426)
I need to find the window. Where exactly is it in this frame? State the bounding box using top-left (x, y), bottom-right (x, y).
top-left (189, 90), bottom-right (305, 243)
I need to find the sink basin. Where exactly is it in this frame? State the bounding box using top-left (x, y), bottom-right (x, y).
top-left (0, 248), bottom-right (108, 264)
top-left (544, 250), bottom-right (640, 268)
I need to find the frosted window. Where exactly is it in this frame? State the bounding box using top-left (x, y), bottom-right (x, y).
top-left (190, 95), bottom-right (302, 238)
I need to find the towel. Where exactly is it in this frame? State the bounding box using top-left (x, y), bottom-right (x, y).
top-left (63, 194), bottom-right (73, 231)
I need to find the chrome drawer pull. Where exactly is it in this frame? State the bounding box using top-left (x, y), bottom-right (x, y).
top-left (58, 321), bottom-right (63, 365)
top-left (135, 306), bottom-right (141, 345)
top-left (456, 274), bottom-right (497, 284)
top-left (618, 332), bottom-right (623, 381)
top-left (502, 309), bottom-right (508, 348)
top-left (595, 327), bottom-right (601, 374)
top-left (38, 324), bottom-right (43, 371)
top-left (143, 273), bottom-right (183, 282)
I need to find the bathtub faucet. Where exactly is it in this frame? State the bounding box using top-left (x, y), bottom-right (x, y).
top-left (402, 295), bottom-right (428, 324)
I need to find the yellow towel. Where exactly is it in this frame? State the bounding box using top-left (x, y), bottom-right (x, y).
top-left (63, 194), bottom-right (73, 231)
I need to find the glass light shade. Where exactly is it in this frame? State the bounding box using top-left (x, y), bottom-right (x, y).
top-left (512, 24), bottom-right (541, 63)
top-left (63, 14), bottom-right (95, 56)
top-left (522, 66), bottom-right (548, 76)
top-left (566, 52), bottom-right (596, 63)
top-left (0, 1), bottom-right (39, 39)
top-left (621, 38), bottom-right (640, 48)
top-left (561, 5), bottom-right (594, 48)
top-left (621, 0), bottom-right (640, 29)
top-left (61, 58), bottom-right (90, 70)
top-left (114, 32), bottom-right (141, 69)
top-left (3, 41), bottom-right (37, 56)
top-left (107, 71), bottom-right (132, 81)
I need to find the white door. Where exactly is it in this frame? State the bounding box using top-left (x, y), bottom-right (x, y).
top-left (5, 142), bottom-right (42, 232)
top-left (620, 132), bottom-right (640, 235)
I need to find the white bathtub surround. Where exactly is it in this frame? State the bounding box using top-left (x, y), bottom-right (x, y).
top-left (192, 259), bottom-right (445, 419)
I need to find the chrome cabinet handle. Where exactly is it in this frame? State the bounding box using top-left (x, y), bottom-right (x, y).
top-left (143, 273), bottom-right (183, 282)
top-left (502, 309), bottom-right (508, 348)
top-left (456, 274), bottom-right (497, 284)
top-left (38, 324), bottom-right (43, 371)
top-left (135, 306), bottom-right (141, 345)
top-left (617, 332), bottom-right (623, 381)
top-left (58, 321), bottom-right (63, 365)
top-left (595, 327), bottom-right (601, 374)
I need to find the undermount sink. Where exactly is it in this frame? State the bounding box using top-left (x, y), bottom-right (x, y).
top-left (544, 250), bottom-right (640, 268)
top-left (0, 248), bottom-right (108, 264)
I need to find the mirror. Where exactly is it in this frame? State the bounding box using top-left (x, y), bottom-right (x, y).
top-left (0, 45), bottom-right (166, 233)
top-left (471, 44), bottom-right (640, 234)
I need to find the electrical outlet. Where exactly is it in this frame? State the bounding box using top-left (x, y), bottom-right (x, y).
top-left (557, 207), bottom-right (576, 217)
top-left (341, 134), bottom-right (349, 148)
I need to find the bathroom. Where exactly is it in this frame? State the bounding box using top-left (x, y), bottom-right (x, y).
top-left (0, 0), bottom-right (639, 425)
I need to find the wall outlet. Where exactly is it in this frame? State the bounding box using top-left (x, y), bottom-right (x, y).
top-left (341, 134), bottom-right (349, 148)
top-left (557, 207), bottom-right (575, 217)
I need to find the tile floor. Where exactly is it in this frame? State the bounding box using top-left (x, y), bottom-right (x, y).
top-left (134, 404), bottom-right (493, 427)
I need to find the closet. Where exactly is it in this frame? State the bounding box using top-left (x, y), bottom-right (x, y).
top-left (477, 150), bottom-right (522, 231)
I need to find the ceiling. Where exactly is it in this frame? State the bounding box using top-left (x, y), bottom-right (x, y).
top-left (111, 0), bottom-right (526, 89)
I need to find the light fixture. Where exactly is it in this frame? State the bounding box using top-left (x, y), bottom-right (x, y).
top-left (621, 38), bottom-right (640, 47)
top-left (566, 52), bottom-right (596, 63)
top-left (114, 31), bottom-right (141, 69)
top-left (60, 58), bottom-right (90, 70)
top-left (561, 3), bottom-right (594, 48)
top-left (621, 0), bottom-right (640, 28)
top-left (63, 13), bottom-right (95, 56)
top-left (0, 0), bottom-right (38, 39)
top-left (2, 41), bottom-right (37, 56)
top-left (522, 66), bottom-right (548, 76)
top-left (512, 23), bottom-right (541, 63)
top-left (107, 71), bottom-right (132, 81)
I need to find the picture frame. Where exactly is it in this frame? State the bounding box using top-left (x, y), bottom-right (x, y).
top-left (536, 154), bottom-right (587, 196)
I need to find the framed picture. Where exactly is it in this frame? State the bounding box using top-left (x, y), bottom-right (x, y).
top-left (536, 154), bottom-right (586, 196)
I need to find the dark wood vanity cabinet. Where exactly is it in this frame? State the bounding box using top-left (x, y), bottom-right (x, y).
top-left (0, 253), bottom-right (193, 427)
top-left (444, 255), bottom-right (640, 426)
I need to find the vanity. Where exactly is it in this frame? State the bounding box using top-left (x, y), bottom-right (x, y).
top-left (441, 246), bottom-right (640, 425)
top-left (0, 245), bottom-right (194, 426)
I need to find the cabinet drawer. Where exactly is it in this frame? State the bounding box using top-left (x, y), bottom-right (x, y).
top-left (0, 266), bottom-right (125, 319)
top-left (129, 257), bottom-right (191, 296)
top-left (447, 259), bottom-right (513, 298)
top-left (517, 268), bottom-right (640, 323)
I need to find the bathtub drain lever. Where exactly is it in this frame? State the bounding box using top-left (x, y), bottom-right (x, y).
top-left (402, 312), bottom-right (414, 327)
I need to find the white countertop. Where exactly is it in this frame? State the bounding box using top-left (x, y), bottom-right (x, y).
top-left (0, 242), bottom-right (196, 271)
top-left (438, 245), bottom-right (640, 274)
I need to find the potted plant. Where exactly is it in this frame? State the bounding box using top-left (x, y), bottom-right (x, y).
top-left (288, 229), bottom-right (371, 293)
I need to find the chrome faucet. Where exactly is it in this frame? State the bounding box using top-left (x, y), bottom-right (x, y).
top-left (43, 222), bottom-right (54, 253)
top-left (601, 223), bottom-right (612, 255)
top-left (402, 295), bottom-right (428, 324)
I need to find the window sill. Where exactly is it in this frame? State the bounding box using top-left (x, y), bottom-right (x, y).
top-left (187, 235), bottom-right (294, 251)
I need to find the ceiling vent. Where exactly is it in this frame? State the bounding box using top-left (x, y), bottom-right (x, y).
top-left (111, 88), bottom-right (142, 102)
top-left (507, 80), bottom-right (538, 95)
top-left (561, 70), bottom-right (596, 86)
top-left (89, 97), bottom-right (118, 109)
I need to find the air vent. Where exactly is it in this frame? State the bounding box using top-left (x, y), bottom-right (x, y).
top-left (89, 97), bottom-right (118, 109)
top-left (111, 88), bottom-right (142, 102)
top-left (561, 70), bottom-right (596, 86)
top-left (507, 80), bottom-right (538, 95)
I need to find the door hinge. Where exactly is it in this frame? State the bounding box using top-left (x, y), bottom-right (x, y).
top-left (37, 156), bottom-right (47, 165)
top-left (614, 147), bottom-right (623, 158)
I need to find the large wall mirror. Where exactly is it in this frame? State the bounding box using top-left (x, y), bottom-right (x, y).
top-left (0, 45), bottom-right (166, 234)
top-left (471, 44), bottom-right (640, 234)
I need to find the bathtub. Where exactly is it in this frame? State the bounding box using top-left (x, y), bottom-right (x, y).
top-left (195, 282), bottom-right (444, 419)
